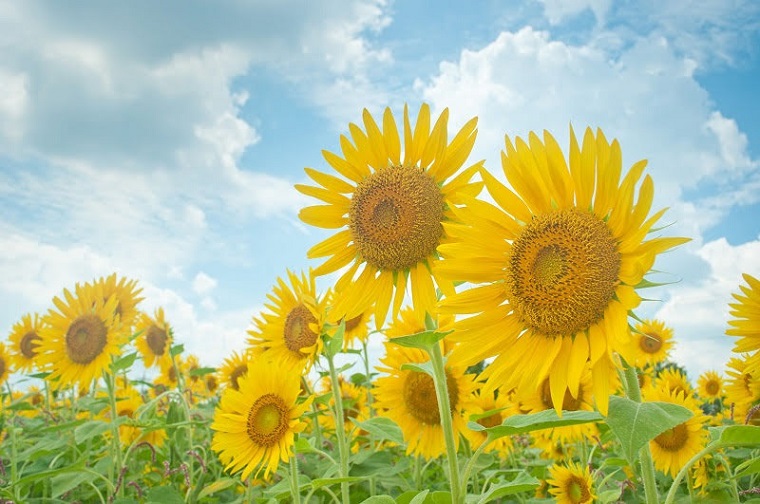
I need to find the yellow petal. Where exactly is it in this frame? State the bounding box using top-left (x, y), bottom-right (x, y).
top-left (299, 205), bottom-right (347, 229)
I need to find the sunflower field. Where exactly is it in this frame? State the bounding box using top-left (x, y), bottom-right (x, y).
top-left (1, 104), bottom-right (760, 504)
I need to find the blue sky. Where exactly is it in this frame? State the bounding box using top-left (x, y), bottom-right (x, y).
top-left (1, 0), bottom-right (759, 381)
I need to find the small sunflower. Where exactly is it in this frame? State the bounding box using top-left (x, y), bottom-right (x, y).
top-left (83, 273), bottom-right (143, 330)
top-left (373, 340), bottom-right (477, 460)
top-left (437, 126), bottom-right (689, 414)
top-left (325, 287), bottom-right (372, 349)
top-left (727, 273), bottom-right (760, 372)
top-left (317, 376), bottom-right (369, 446)
top-left (36, 284), bottom-right (127, 390)
top-left (247, 270), bottom-right (325, 369)
top-left (219, 351), bottom-right (251, 391)
top-left (0, 343), bottom-right (10, 388)
top-left (154, 354), bottom-right (187, 392)
top-left (626, 319), bottom-right (674, 367)
top-left (211, 360), bottom-right (313, 480)
top-left (7, 313), bottom-right (45, 374)
top-left (469, 388), bottom-right (514, 455)
top-left (655, 367), bottom-right (694, 397)
top-left (134, 308), bottom-right (173, 369)
top-left (647, 385), bottom-right (709, 478)
top-left (547, 461), bottom-right (596, 504)
top-left (697, 370), bottom-right (724, 401)
top-left (101, 386), bottom-right (167, 447)
top-left (297, 104), bottom-right (483, 327)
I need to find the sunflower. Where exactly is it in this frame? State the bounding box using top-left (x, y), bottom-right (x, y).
top-left (297, 104), bottom-right (483, 328)
top-left (727, 273), bottom-right (760, 372)
top-left (219, 351), bottom-right (251, 391)
top-left (101, 386), bottom-right (167, 447)
top-left (317, 375), bottom-right (369, 446)
top-left (211, 359), bottom-right (313, 480)
top-left (82, 273), bottom-right (143, 330)
top-left (437, 126), bottom-right (688, 415)
top-left (325, 287), bottom-right (372, 349)
top-left (646, 385), bottom-right (708, 478)
top-left (469, 388), bottom-right (514, 455)
top-left (724, 355), bottom-right (760, 424)
top-left (154, 354), bottom-right (187, 392)
top-left (547, 461), bottom-right (596, 504)
top-left (0, 343), bottom-right (10, 389)
top-left (134, 308), bottom-right (173, 369)
top-left (655, 367), bottom-right (694, 397)
top-left (625, 319), bottom-right (674, 367)
top-left (36, 284), bottom-right (127, 390)
top-left (373, 340), bottom-right (477, 459)
top-left (697, 370), bottom-right (724, 401)
top-left (247, 270), bottom-right (325, 369)
top-left (7, 313), bottom-right (45, 374)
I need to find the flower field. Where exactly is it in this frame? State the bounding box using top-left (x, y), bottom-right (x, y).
top-left (1, 104), bottom-right (759, 504)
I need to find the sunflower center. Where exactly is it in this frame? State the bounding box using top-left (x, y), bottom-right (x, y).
top-left (118, 407), bottom-right (135, 418)
top-left (403, 370), bottom-right (459, 425)
top-left (654, 423), bottom-right (689, 452)
top-left (640, 333), bottom-right (662, 354)
top-left (705, 380), bottom-right (720, 396)
top-left (541, 378), bottom-right (583, 411)
top-left (0, 356), bottom-right (5, 379)
top-left (206, 374), bottom-right (218, 393)
top-left (20, 331), bottom-right (41, 358)
top-left (229, 364), bottom-right (248, 391)
top-left (65, 314), bottom-right (108, 365)
top-left (283, 304), bottom-right (318, 355)
top-left (246, 393), bottom-right (289, 447)
top-left (146, 324), bottom-right (168, 356)
top-left (565, 475), bottom-right (591, 503)
top-left (349, 165), bottom-right (444, 271)
top-left (508, 208), bottom-right (621, 337)
top-left (477, 411), bottom-right (503, 429)
top-left (344, 313), bottom-right (364, 333)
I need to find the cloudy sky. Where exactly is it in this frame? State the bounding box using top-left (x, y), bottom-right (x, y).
top-left (1, 0), bottom-right (759, 381)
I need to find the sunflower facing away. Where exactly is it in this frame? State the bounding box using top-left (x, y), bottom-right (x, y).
top-left (437, 126), bottom-right (689, 414)
top-left (625, 319), bottom-right (674, 367)
top-left (247, 270), bottom-right (326, 369)
top-left (211, 360), bottom-right (313, 480)
top-left (727, 273), bottom-right (760, 373)
top-left (7, 313), bottom-right (44, 374)
top-left (297, 104), bottom-right (483, 328)
top-left (134, 307), bottom-right (173, 369)
top-left (547, 461), bottom-right (596, 504)
top-left (36, 284), bottom-right (127, 390)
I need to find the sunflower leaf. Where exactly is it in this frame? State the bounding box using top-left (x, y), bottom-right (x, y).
top-left (473, 472), bottom-right (540, 504)
top-left (718, 425), bottom-right (760, 445)
top-left (605, 395), bottom-right (693, 463)
top-left (325, 320), bottom-right (345, 358)
top-left (390, 329), bottom-right (452, 350)
top-left (110, 352), bottom-right (137, 373)
top-left (401, 361), bottom-right (435, 377)
top-left (467, 409), bottom-right (602, 437)
top-left (352, 417), bottom-right (405, 445)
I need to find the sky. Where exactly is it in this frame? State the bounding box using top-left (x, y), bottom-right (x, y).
top-left (1, 0), bottom-right (759, 383)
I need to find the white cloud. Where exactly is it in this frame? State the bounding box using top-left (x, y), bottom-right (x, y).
top-left (538, 0), bottom-right (612, 25)
top-left (192, 272), bottom-right (217, 296)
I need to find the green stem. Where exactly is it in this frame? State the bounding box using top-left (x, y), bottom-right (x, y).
top-left (105, 370), bottom-right (125, 500)
top-left (621, 360), bottom-right (659, 504)
top-left (361, 338), bottom-right (377, 496)
top-left (327, 354), bottom-right (351, 504)
top-left (290, 452), bottom-right (302, 504)
top-left (461, 437), bottom-right (490, 494)
top-left (427, 342), bottom-right (462, 504)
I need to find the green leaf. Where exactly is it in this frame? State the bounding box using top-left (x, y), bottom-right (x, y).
top-left (401, 361), bottom-right (435, 377)
top-left (359, 497), bottom-right (396, 504)
top-left (352, 417), bottom-right (405, 445)
top-left (310, 476), bottom-right (364, 490)
top-left (719, 425), bottom-right (760, 445)
top-left (351, 450), bottom-right (408, 477)
top-left (170, 343), bottom-right (184, 357)
top-left (197, 478), bottom-right (238, 499)
top-left (734, 457), bottom-right (760, 479)
top-left (605, 395), bottom-right (693, 463)
top-left (325, 320), bottom-right (346, 358)
top-left (390, 329), bottom-right (452, 349)
top-left (409, 490), bottom-right (430, 504)
top-left (468, 409), bottom-right (603, 439)
top-left (14, 460), bottom-right (86, 487)
top-left (111, 352), bottom-right (137, 373)
top-left (146, 486), bottom-right (185, 504)
top-left (473, 472), bottom-right (540, 503)
top-left (188, 366), bottom-right (217, 377)
top-left (294, 436), bottom-right (317, 454)
top-left (74, 420), bottom-right (112, 444)
top-left (51, 470), bottom-right (96, 498)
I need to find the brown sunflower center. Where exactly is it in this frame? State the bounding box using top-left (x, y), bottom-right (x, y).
top-left (640, 333), bottom-right (663, 354)
top-left (283, 304), bottom-right (318, 354)
top-left (0, 356), bottom-right (5, 379)
top-left (246, 393), bottom-right (289, 447)
top-left (349, 165), bottom-right (444, 271)
top-left (65, 314), bottom-right (108, 365)
top-left (540, 378), bottom-right (583, 411)
top-left (20, 331), bottom-right (41, 358)
top-left (118, 407), bottom-right (135, 418)
top-left (565, 475), bottom-right (592, 503)
top-left (508, 208), bottom-right (621, 337)
top-left (654, 423), bottom-right (689, 452)
top-left (403, 370), bottom-right (459, 425)
top-left (344, 313), bottom-right (364, 333)
top-left (477, 410), bottom-right (503, 429)
top-left (705, 379), bottom-right (720, 396)
top-left (229, 364), bottom-right (248, 390)
top-left (146, 324), bottom-right (168, 356)
top-left (206, 374), bottom-right (218, 393)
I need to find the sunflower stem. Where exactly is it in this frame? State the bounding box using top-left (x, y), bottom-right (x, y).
top-left (105, 370), bottom-right (125, 499)
top-left (427, 342), bottom-right (462, 504)
top-left (461, 436), bottom-right (491, 494)
top-left (289, 449), bottom-right (302, 504)
top-left (621, 359), bottom-right (659, 504)
top-left (326, 353), bottom-right (351, 504)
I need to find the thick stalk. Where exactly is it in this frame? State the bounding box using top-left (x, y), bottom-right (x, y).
top-left (427, 343), bottom-right (462, 503)
top-left (621, 360), bottom-right (659, 504)
top-left (327, 355), bottom-right (351, 504)
top-left (290, 452), bottom-right (302, 504)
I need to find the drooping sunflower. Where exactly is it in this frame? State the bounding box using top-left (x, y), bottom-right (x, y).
top-left (646, 385), bottom-right (708, 478)
top-left (547, 461), bottom-right (596, 504)
top-left (134, 308), bottom-right (173, 369)
top-left (82, 273), bottom-right (144, 330)
top-left (297, 104), bottom-right (483, 328)
top-left (373, 340), bottom-right (478, 460)
top-left (211, 359), bottom-right (313, 480)
top-left (727, 273), bottom-right (760, 372)
top-left (0, 343), bottom-right (10, 389)
top-left (36, 284), bottom-right (127, 390)
top-left (7, 313), bottom-right (45, 374)
top-left (247, 270), bottom-right (326, 369)
top-left (437, 126), bottom-right (689, 414)
top-left (219, 351), bottom-right (251, 391)
top-left (625, 319), bottom-right (674, 367)
top-left (697, 370), bottom-right (724, 401)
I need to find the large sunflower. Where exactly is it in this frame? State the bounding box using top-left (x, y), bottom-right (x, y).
top-left (134, 308), bottom-right (173, 369)
top-left (373, 340), bottom-right (477, 460)
top-left (625, 319), bottom-right (674, 367)
top-left (36, 284), bottom-right (127, 390)
top-left (7, 313), bottom-right (44, 374)
top-left (211, 360), bottom-right (312, 480)
top-left (247, 270), bottom-right (325, 369)
top-left (82, 273), bottom-right (143, 330)
top-left (297, 104), bottom-right (483, 328)
top-left (547, 461), bottom-right (596, 504)
top-left (727, 273), bottom-right (760, 372)
top-left (437, 126), bottom-right (689, 414)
